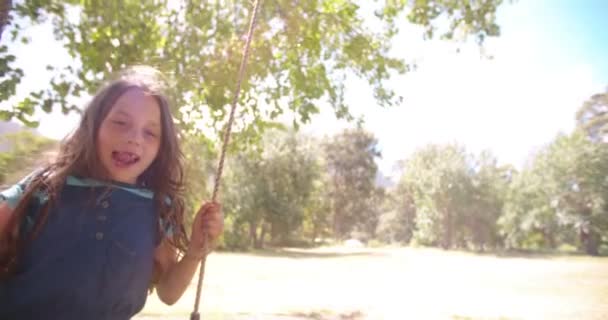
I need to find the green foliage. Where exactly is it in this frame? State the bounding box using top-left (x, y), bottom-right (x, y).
top-left (399, 144), bottom-right (509, 250)
top-left (0, 0), bottom-right (507, 251)
top-left (541, 131), bottom-right (608, 255)
top-left (500, 131), bottom-right (608, 255)
top-left (180, 134), bottom-right (217, 232)
top-left (576, 87), bottom-right (608, 142)
top-left (2, 0), bottom-right (503, 140)
top-left (0, 129), bottom-right (56, 184)
top-left (382, 0), bottom-right (503, 43)
top-left (389, 128), bottom-right (608, 256)
top-left (15, 1), bottom-right (607, 257)
top-left (217, 214), bottom-right (251, 251)
top-left (222, 129), bottom-right (324, 249)
top-left (376, 188), bottom-right (416, 244)
top-left (300, 171), bottom-right (332, 243)
top-left (323, 129), bottom-right (381, 239)
top-left (399, 144), bottom-right (469, 248)
top-left (467, 151), bottom-right (512, 250)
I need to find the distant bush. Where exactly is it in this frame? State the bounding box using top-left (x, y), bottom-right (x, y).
top-left (274, 237), bottom-right (313, 248)
top-left (367, 239), bottom-right (386, 248)
top-left (0, 130), bottom-right (56, 185)
top-left (219, 215), bottom-right (251, 251)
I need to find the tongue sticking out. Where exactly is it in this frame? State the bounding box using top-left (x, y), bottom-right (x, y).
top-left (112, 151), bottom-right (139, 167)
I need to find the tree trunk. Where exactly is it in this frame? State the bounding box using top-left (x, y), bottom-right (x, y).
top-left (311, 225), bottom-right (318, 244)
top-left (333, 205), bottom-right (346, 239)
top-left (0, 0), bottom-right (11, 42)
top-left (580, 226), bottom-right (599, 256)
top-left (249, 222), bottom-right (261, 249)
top-left (544, 230), bottom-right (556, 249)
top-left (442, 209), bottom-right (452, 250)
top-left (260, 223), bottom-right (268, 248)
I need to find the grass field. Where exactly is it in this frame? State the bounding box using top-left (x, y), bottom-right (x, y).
top-left (135, 246), bottom-right (608, 320)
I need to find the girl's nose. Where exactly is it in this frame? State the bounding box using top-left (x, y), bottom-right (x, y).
top-left (126, 127), bottom-right (143, 145)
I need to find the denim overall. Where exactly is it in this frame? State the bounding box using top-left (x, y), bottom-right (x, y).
top-left (0, 176), bottom-right (160, 320)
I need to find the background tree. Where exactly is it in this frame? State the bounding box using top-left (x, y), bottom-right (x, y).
top-left (0, 0), bottom-right (506, 243)
top-left (466, 151), bottom-right (511, 251)
top-left (576, 87), bottom-right (608, 142)
top-left (499, 131), bottom-right (608, 255)
top-left (399, 144), bottom-right (473, 249)
top-left (300, 173), bottom-right (332, 244)
top-left (222, 129), bottom-right (323, 249)
top-left (323, 129), bottom-right (380, 239)
top-left (542, 131), bottom-right (608, 255)
top-left (1, 0), bottom-right (503, 132)
top-left (376, 185), bottom-right (416, 244)
top-left (398, 145), bottom-right (511, 250)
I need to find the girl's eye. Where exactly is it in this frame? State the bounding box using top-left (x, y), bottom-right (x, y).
top-left (112, 120), bottom-right (127, 126)
top-left (145, 130), bottom-right (158, 138)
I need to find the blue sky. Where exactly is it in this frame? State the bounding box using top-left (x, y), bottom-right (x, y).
top-left (305, 0), bottom-right (608, 176)
top-left (2, 1), bottom-right (607, 178)
top-left (531, 0), bottom-right (608, 77)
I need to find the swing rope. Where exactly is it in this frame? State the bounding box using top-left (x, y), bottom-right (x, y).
top-left (190, 0), bottom-right (261, 319)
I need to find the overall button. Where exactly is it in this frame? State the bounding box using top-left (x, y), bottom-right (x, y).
top-left (100, 201), bottom-right (109, 208)
top-left (95, 232), bottom-right (104, 240)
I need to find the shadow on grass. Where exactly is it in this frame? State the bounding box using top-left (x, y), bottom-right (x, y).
top-left (219, 245), bottom-right (608, 260)
top-left (244, 247), bottom-right (388, 259)
top-left (287, 310), bottom-right (365, 320)
top-left (466, 248), bottom-right (607, 260)
top-left (137, 311), bottom-right (365, 320)
top-left (452, 315), bottom-right (515, 320)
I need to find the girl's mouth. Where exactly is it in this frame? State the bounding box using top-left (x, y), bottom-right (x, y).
top-left (111, 151), bottom-right (140, 167)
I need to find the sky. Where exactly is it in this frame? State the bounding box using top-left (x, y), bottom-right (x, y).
top-left (2, 0), bottom-right (607, 178)
top-left (304, 0), bottom-right (608, 176)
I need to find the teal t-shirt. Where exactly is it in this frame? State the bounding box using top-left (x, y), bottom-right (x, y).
top-left (0, 171), bottom-right (174, 237)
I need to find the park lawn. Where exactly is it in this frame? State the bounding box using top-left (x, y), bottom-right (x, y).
top-left (135, 246), bottom-right (608, 320)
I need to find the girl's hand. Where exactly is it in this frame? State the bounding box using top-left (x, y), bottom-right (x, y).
top-left (187, 202), bottom-right (223, 260)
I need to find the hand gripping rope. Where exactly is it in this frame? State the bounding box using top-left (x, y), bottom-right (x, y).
top-left (190, 0), bottom-right (261, 319)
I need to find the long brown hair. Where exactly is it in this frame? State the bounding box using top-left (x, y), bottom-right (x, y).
top-left (0, 65), bottom-right (189, 278)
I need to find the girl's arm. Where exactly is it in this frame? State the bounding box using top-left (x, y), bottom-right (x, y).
top-left (154, 202), bottom-right (223, 305)
top-left (153, 239), bottom-right (199, 305)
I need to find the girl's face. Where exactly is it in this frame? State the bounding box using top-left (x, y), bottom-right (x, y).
top-left (97, 88), bottom-right (162, 184)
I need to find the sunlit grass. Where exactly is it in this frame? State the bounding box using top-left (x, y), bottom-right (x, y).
top-left (136, 246), bottom-right (608, 320)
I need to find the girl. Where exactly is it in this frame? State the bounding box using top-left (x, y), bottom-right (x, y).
top-left (0, 65), bottom-right (223, 319)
